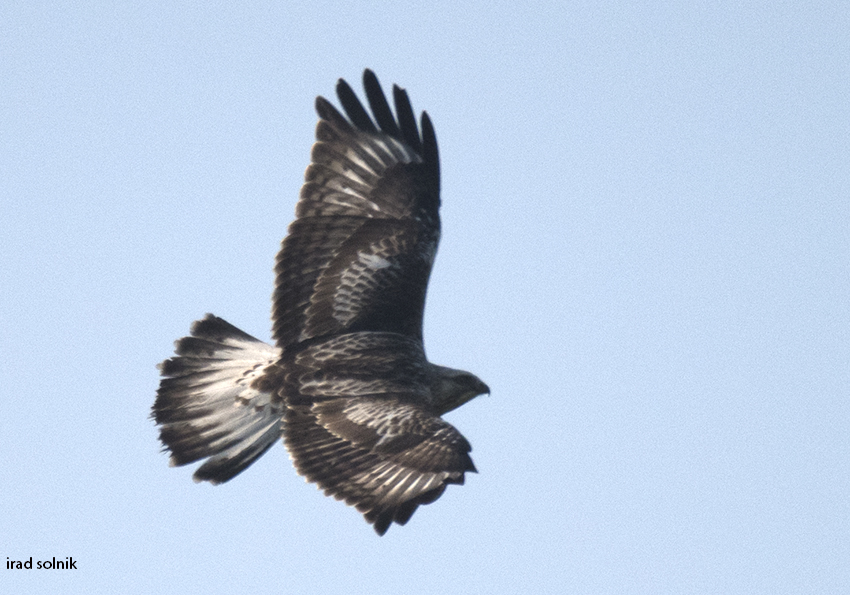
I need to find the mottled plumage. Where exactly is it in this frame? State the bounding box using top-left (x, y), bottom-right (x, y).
top-left (153, 70), bottom-right (488, 535)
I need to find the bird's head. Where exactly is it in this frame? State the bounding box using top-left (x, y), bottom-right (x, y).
top-left (429, 365), bottom-right (490, 415)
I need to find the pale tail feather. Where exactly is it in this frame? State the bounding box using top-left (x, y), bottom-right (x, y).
top-left (153, 314), bottom-right (283, 484)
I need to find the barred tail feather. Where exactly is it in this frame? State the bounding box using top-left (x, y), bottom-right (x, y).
top-left (153, 314), bottom-right (283, 484)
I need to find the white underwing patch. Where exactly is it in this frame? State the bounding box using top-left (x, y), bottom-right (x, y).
top-left (358, 251), bottom-right (392, 270)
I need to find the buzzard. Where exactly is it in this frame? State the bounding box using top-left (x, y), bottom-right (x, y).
top-left (152, 70), bottom-right (489, 535)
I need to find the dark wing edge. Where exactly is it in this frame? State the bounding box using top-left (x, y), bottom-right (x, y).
top-left (285, 396), bottom-right (475, 535)
top-left (152, 314), bottom-right (284, 484)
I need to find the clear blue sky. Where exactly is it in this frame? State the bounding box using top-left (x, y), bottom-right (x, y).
top-left (2, 2), bottom-right (848, 593)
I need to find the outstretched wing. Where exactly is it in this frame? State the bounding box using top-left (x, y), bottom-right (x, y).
top-left (282, 332), bottom-right (475, 535)
top-left (272, 69), bottom-right (441, 349)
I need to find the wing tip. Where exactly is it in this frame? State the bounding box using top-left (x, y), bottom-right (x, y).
top-left (320, 69), bottom-right (432, 161)
top-left (365, 481), bottom-right (455, 536)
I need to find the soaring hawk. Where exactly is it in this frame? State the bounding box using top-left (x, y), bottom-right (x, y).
top-left (152, 70), bottom-right (489, 535)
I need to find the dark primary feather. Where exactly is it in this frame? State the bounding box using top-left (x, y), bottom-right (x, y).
top-left (336, 77), bottom-right (378, 133)
top-left (153, 71), bottom-right (487, 536)
top-left (363, 71), bottom-right (401, 139)
top-left (392, 85), bottom-right (423, 155)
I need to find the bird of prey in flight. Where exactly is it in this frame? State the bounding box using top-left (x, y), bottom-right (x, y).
top-left (152, 70), bottom-right (489, 535)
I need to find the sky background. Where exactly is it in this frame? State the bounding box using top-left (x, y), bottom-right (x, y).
top-left (2, 1), bottom-right (848, 593)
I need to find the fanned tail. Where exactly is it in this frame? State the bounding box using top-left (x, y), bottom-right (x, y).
top-left (152, 314), bottom-right (283, 484)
